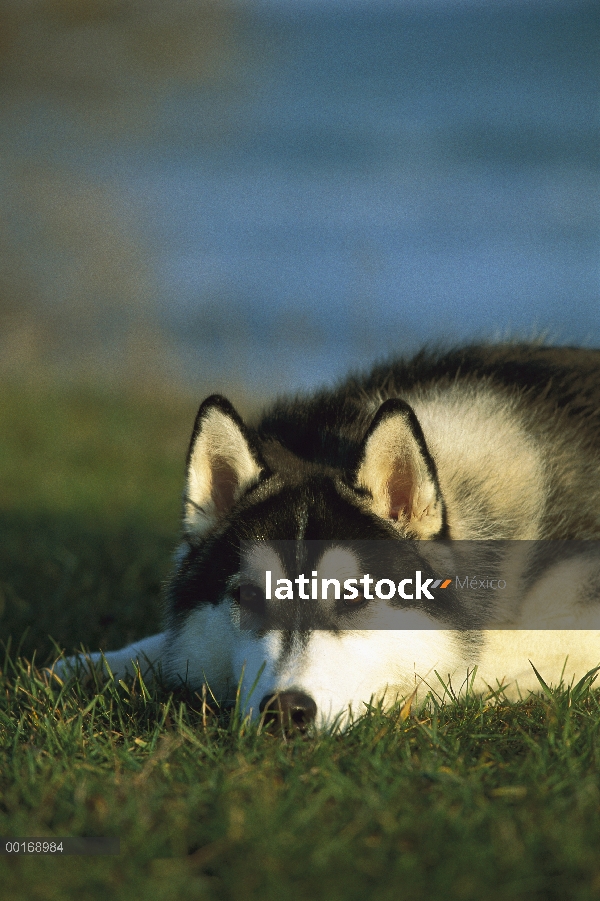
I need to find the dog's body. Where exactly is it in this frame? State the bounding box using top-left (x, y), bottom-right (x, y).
top-left (55, 344), bottom-right (600, 728)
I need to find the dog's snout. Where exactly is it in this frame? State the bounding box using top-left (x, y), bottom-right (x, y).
top-left (259, 691), bottom-right (317, 730)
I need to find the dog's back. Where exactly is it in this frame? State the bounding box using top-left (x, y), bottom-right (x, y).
top-left (256, 344), bottom-right (600, 541)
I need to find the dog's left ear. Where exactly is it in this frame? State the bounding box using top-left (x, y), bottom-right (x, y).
top-left (356, 398), bottom-right (445, 538)
top-left (184, 395), bottom-right (266, 538)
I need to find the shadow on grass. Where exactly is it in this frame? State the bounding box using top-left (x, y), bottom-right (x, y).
top-left (0, 509), bottom-right (172, 664)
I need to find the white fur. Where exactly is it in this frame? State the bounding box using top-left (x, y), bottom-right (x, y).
top-left (50, 632), bottom-right (168, 683)
top-left (53, 620), bottom-right (600, 730)
top-left (474, 631), bottom-right (600, 698)
top-left (408, 385), bottom-right (546, 540)
top-left (232, 628), bottom-right (466, 729)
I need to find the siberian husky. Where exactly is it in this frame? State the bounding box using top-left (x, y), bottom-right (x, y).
top-left (52, 344), bottom-right (600, 729)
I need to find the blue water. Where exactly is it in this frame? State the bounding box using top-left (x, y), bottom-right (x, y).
top-left (138, 1), bottom-right (599, 391)
top-left (9, 0), bottom-right (600, 393)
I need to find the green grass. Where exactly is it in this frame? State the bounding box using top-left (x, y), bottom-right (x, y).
top-left (2, 381), bottom-right (600, 900)
top-left (0, 382), bottom-right (194, 660)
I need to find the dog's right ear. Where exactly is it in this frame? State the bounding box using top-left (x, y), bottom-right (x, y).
top-left (184, 395), bottom-right (266, 538)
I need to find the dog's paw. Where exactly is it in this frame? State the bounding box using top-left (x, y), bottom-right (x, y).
top-left (45, 634), bottom-right (168, 687)
top-left (45, 652), bottom-right (110, 687)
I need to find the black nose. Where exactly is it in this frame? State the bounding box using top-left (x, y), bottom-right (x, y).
top-left (259, 691), bottom-right (317, 731)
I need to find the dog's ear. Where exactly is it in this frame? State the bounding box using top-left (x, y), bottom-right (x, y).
top-left (356, 399), bottom-right (445, 539)
top-left (184, 395), bottom-right (265, 537)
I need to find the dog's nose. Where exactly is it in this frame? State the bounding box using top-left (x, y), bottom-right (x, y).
top-left (259, 691), bottom-right (317, 731)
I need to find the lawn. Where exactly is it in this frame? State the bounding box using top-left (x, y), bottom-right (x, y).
top-left (1, 381), bottom-right (600, 900)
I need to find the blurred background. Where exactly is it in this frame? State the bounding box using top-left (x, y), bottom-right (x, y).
top-left (0, 0), bottom-right (598, 401)
top-left (0, 0), bottom-right (598, 658)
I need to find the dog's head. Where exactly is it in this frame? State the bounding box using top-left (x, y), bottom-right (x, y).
top-left (166, 394), bottom-right (465, 729)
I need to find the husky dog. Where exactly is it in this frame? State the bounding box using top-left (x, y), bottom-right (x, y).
top-left (53, 344), bottom-right (600, 729)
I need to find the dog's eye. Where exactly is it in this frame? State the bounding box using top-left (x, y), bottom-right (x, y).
top-left (233, 584), bottom-right (266, 614)
top-left (342, 590), bottom-right (367, 609)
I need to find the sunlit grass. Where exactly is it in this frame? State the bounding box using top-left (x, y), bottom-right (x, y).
top-left (3, 652), bottom-right (600, 900)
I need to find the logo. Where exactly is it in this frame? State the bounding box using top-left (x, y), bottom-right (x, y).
top-left (265, 571), bottom-right (453, 602)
